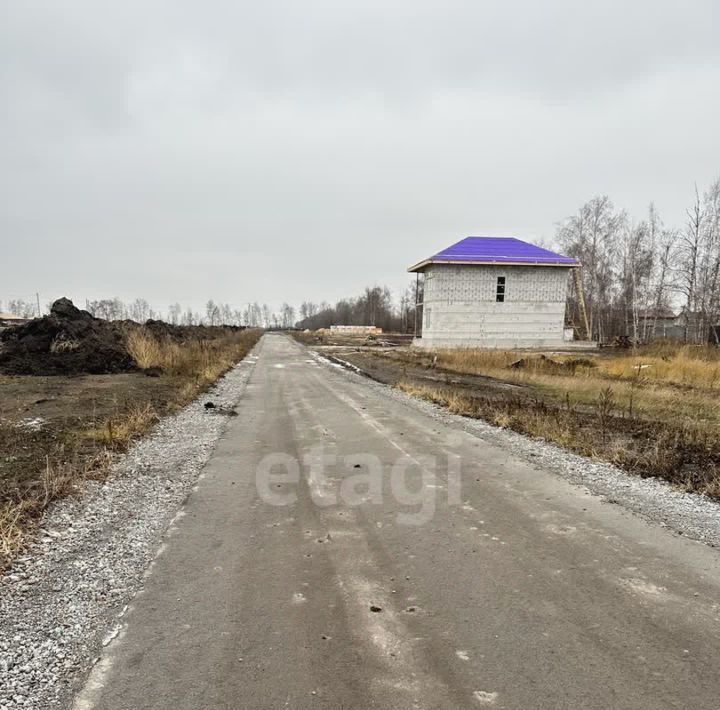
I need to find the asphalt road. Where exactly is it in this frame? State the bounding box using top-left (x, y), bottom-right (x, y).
top-left (75, 334), bottom-right (720, 710)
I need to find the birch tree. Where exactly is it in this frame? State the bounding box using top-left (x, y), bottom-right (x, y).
top-left (556, 196), bottom-right (623, 340)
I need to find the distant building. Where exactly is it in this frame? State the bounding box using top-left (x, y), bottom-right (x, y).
top-left (408, 236), bottom-right (578, 348)
top-left (328, 325), bottom-right (382, 335)
top-left (636, 308), bottom-right (685, 341)
top-left (0, 311), bottom-right (30, 328)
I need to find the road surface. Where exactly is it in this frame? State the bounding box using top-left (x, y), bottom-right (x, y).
top-left (75, 334), bottom-right (720, 710)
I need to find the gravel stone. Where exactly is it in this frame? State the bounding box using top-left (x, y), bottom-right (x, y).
top-left (0, 347), bottom-right (259, 709)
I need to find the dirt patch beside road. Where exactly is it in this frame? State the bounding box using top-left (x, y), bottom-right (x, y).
top-left (0, 312), bottom-right (262, 567)
top-left (318, 347), bottom-right (527, 395)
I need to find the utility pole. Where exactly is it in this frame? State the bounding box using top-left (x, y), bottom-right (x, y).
top-left (413, 273), bottom-right (419, 337)
top-left (36, 292), bottom-right (41, 318)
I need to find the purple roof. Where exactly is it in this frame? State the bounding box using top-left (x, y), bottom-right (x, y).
top-left (408, 236), bottom-right (577, 272)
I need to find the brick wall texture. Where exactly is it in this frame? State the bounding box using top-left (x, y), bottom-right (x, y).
top-left (419, 264), bottom-right (572, 348)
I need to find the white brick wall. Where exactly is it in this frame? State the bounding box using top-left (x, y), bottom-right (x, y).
top-left (418, 264), bottom-right (572, 348)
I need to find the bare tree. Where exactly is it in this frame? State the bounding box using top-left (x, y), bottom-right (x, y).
top-left (205, 300), bottom-right (218, 325)
top-left (618, 219), bottom-right (654, 341)
top-left (677, 186), bottom-right (706, 341)
top-left (129, 298), bottom-right (152, 323)
top-left (168, 302), bottom-right (182, 325)
top-left (8, 299), bottom-right (39, 319)
top-left (280, 303), bottom-right (295, 329)
top-left (556, 196), bottom-right (623, 340)
top-left (649, 226), bottom-right (678, 340)
top-left (695, 178), bottom-right (720, 342)
top-left (260, 303), bottom-right (270, 328)
top-left (295, 285), bottom-right (407, 332)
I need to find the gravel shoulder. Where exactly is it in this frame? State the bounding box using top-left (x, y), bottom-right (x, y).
top-left (0, 343), bottom-right (261, 709)
top-left (316, 349), bottom-right (720, 550)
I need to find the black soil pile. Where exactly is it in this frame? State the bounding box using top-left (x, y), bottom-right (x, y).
top-left (141, 319), bottom-right (243, 341)
top-left (0, 298), bottom-right (136, 375)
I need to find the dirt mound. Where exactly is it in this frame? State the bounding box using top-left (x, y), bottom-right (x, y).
top-left (0, 298), bottom-right (136, 375)
top-left (142, 319), bottom-right (243, 342)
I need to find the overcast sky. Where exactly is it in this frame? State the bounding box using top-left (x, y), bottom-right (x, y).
top-left (2, 0), bottom-right (719, 315)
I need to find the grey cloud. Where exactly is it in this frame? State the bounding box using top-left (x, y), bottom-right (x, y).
top-left (1, 1), bottom-right (719, 313)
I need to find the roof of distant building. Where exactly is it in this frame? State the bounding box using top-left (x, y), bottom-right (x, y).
top-left (408, 236), bottom-right (578, 272)
top-left (637, 307), bottom-right (676, 320)
top-left (0, 311), bottom-right (26, 321)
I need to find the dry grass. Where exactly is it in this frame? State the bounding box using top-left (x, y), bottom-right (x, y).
top-left (73, 403), bottom-right (160, 448)
top-left (319, 339), bottom-right (720, 496)
top-left (126, 328), bottom-right (259, 382)
top-left (383, 343), bottom-right (720, 429)
top-left (427, 343), bottom-right (720, 390)
top-left (396, 380), bottom-right (720, 498)
top-left (0, 423), bottom-right (114, 562)
top-left (597, 348), bottom-right (720, 389)
top-left (124, 329), bottom-right (165, 369)
top-left (0, 499), bottom-right (34, 562)
top-left (0, 328), bottom-right (262, 566)
top-left (397, 381), bottom-right (580, 447)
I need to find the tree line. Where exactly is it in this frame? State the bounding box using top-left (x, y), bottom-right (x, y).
top-left (557, 175), bottom-right (720, 343)
top-left (85, 299), bottom-right (301, 329)
top-left (2, 287), bottom-right (421, 333)
top-left (0, 297), bottom-right (299, 329)
top-left (6, 174), bottom-right (717, 341)
top-left (0, 299), bottom-right (39, 319)
top-left (295, 284), bottom-right (419, 333)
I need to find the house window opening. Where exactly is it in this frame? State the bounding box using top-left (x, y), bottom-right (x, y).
top-left (496, 276), bottom-right (506, 302)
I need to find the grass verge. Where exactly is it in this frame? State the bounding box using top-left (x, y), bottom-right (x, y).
top-left (396, 380), bottom-right (720, 499)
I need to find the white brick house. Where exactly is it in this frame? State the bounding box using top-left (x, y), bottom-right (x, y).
top-left (408, 237), bottom-right (577, 348)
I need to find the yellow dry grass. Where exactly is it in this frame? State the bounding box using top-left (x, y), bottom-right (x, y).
top-left (383, 340), bottom-right (720, 499)
top-left (397, 381), bottom-right (577, 444)
top-left (0, 499), bottom-right (33, 562)
top-left (126, 328), bottom-right (260, 386)
top-left (429, 344), bottom-right (720, 390)
top-left (400, 344), bottom-right (720, 429)
top-left (0, 447), bottom-right (113, 562)
top-left (597, 350), bottom-right (720, 389)
top-left (75, 403), bottom-right (160, 447)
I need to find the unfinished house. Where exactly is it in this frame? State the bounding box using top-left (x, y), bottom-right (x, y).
top-left (408, 236), bottom-right (578, 348)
